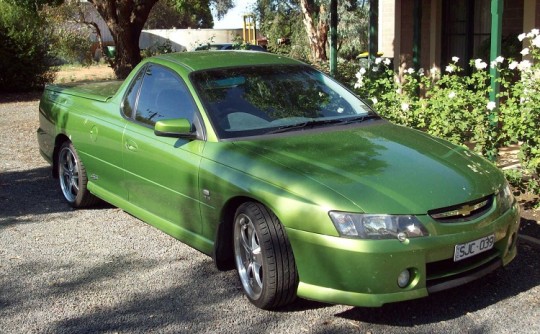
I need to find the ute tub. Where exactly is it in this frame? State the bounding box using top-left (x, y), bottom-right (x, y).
top-left (45, 80), bottom-right (123, 102)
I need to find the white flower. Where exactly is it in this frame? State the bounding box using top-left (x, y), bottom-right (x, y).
top-left (518, 60), bottom-right (532, 71)
top-left (401, 102), bottom-right (409, 111)
top-left (359, 67), bottom-right (367, 75)
top-left (445, 65), bottom-right (454, 73)
top-left (448, 91), bottom-right (456, 99)
top-left (490, 57), bottom-right (503, 68)
top-left (527, 32), bottom-right (535, 38)
top-left (518, 33), bottom-right (527, 41)
top-left (452, 56), bottom-right (459, 63)
top-left (521, 48), bottom-right (530, 56)
top-left (486, 101), bottom-right (496, 111)
top-left (532, 28), bottom-right (540, 36)
top-left (371, 97), bottom-right (378, 105)
top-left (372, 66), bottom-right (379, 72)
top-left (375, 57), bottom-right (382, 65)
top-left (509, 61), bottom-right (519, 70)
top-left (430, 67), bottom-right (439, 75)
top-left (532, 35), bottom-right (540, 48)
top-left (474, 59), bottom-right (488, 70)
top-left (407, 68), bottom-right (415, 74)
top-left (383, 58), bottom-right (391, 66)
top-left (418, 68), bottom-right (425, 76)
top-left (354, 80), bottom-right (364, 89)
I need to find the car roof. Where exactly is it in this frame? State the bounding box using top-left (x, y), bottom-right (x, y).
top-left (153, 51), bottom-right (303, 72)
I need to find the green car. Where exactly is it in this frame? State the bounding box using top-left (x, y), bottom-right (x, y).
top-left (38, 52), bottom-right (520, 310)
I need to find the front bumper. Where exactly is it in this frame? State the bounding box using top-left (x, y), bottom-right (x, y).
top-left (286, 202), bottom-right (520, 307)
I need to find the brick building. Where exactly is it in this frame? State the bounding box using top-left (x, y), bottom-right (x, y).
top-left (378, 0), bottom-right (540, 72)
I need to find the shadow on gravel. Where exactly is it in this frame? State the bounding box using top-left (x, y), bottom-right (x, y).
top-left (336, 241), bottom-right (539, 327)
top-left (520, 217), bottom-right (540, 239)
top-left (0, 167), bottom-right (112, 229)
top-left (45, 261), bottom-right (241, 333)
top-left (0, 91), bottom-right (41, 104)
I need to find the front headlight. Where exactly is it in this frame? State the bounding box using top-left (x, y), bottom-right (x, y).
top-left (329, 212), bottom-right (429, 240)
top-left (497, 183), bottom-right (514, 213)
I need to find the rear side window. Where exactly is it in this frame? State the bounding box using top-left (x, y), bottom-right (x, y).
top-left (134, 64), bottom-right (196, 127)
top-left (122, 69), bottom-right (144, 118)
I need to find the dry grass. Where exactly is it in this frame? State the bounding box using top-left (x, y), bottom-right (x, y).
top-left (54, 64), bottom-right (115, 83)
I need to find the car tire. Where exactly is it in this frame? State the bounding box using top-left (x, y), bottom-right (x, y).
top-left (57, 141), bottom-right (99, 208)
top-left (233, 202), bottom-right (298, 309)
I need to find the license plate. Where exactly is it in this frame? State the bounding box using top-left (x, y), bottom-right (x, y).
top-left (454, 234), bottom-right (495, 262)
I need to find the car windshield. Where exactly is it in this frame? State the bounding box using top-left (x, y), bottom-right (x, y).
top-left (191, 65), bottom-right (376, 139)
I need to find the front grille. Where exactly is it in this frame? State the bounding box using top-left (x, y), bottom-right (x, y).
top-left (426, 248), bottom-right (501, 293)
top-left (426, 248), bottom-right (498, 280)
top-left (428, 195), bottom-right (493, 223)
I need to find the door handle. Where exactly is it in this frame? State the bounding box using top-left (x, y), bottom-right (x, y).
top-left (125, 139), bottom-right (138, 151)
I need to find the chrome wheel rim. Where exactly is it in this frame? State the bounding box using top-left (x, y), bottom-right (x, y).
top-left (58, 146), bottom-right (79, 203)
top-left (234, 213), bottom-right (263, 300)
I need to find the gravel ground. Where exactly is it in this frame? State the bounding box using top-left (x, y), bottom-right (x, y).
top-left (0, 95), bottom-right (539, 334)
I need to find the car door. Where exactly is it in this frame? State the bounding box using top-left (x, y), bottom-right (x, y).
top-left (122, 63), bottom-right (205, 234)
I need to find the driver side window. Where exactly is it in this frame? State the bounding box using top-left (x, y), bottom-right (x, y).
top-left (131, 64), bottom-right (197, 127)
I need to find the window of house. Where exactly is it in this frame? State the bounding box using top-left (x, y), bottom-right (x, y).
top-left (442, 0), bottom-right (491, 71)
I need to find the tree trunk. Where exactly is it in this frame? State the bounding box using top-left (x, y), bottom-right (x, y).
top-left (299, 0), bottom-right (329, 62)
top-left (88, 0), bottom-right (158, 79)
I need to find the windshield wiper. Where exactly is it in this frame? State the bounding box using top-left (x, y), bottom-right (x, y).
top-left (267, 115), bottom-right (380, 134)
top-left (336, 114), bottom-right (380, 125)
top-left (267, 118), bottom-right (344, 134)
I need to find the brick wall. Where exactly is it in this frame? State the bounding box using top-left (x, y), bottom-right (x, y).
top-left (503, 0), bottom-right (524, 36)
top-left (398, 0), bottom-right (432, 70)
top-left (379, 0), bottom-right (396, 57)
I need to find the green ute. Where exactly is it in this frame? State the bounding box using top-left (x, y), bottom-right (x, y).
top-left (38, 51), bottom-right (520, 310)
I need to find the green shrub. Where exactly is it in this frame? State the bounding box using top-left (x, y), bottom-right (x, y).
top-left (0, 1), bottom-right (56, 92)
top-left (52, 27), bottom-right (94, 65)
top-left (348, 29), bottom-right (540, 195)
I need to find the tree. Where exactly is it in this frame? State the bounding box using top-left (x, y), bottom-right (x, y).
top-left (256, 0), bottom-right (369, 62)
top-left (145, 0), bottom-right (214, 29)
top-left (85, 0), bottom-right (232, 79)
top-left (299, 0), bottom-right (328, 61)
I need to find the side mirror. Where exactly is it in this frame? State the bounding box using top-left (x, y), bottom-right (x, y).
top-left (154, 118), bottom-right (196, 139)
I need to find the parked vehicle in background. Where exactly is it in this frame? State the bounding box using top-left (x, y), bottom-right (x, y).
top-left (194, 43), bottom-right (267, 52)
top-left (37, 51), bottom-right (520, 310)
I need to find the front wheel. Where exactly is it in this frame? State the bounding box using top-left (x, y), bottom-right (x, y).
top-left (57, 141), bottom-right (98, 208)
top-left (233, 202), bottom-right (298, 309)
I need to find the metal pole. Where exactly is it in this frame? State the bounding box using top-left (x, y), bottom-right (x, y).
top-left (489, 0), bottom-right (503, 162)
top-left (369, 0), bottom-right (379, 66)
top-left (413, 0), bottom-right (422, 71)
top-left (330, 0), bottom-right (338, 76)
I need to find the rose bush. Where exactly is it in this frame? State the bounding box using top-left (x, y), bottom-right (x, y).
top-left (351, 29), bottom-right (540, 195)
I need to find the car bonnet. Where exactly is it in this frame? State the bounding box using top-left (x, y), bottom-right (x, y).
top-left (230, 122), bottom-right (506, 215)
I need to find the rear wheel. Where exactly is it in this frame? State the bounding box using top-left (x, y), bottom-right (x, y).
top-left (57, 141), bottom-right (98, 208)
top-left (233, 202), bottom-right (298, 309)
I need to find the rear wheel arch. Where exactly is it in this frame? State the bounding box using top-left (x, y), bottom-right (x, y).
top-left (52, 134), bottom-right (71, 178)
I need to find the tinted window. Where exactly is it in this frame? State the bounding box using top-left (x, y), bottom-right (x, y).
top-left (134, 64), bottom-right (196, 127)
top-left (191, 65), bottom-right (374, 139)
top-left (122, 68), bottom-right (145, 118)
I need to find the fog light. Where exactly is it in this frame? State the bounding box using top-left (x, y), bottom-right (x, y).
top-left (397, 269), bottom-right (411, 288)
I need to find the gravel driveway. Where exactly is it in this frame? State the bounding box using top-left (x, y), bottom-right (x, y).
top-left (1, 95), bottom-right (539, 334)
